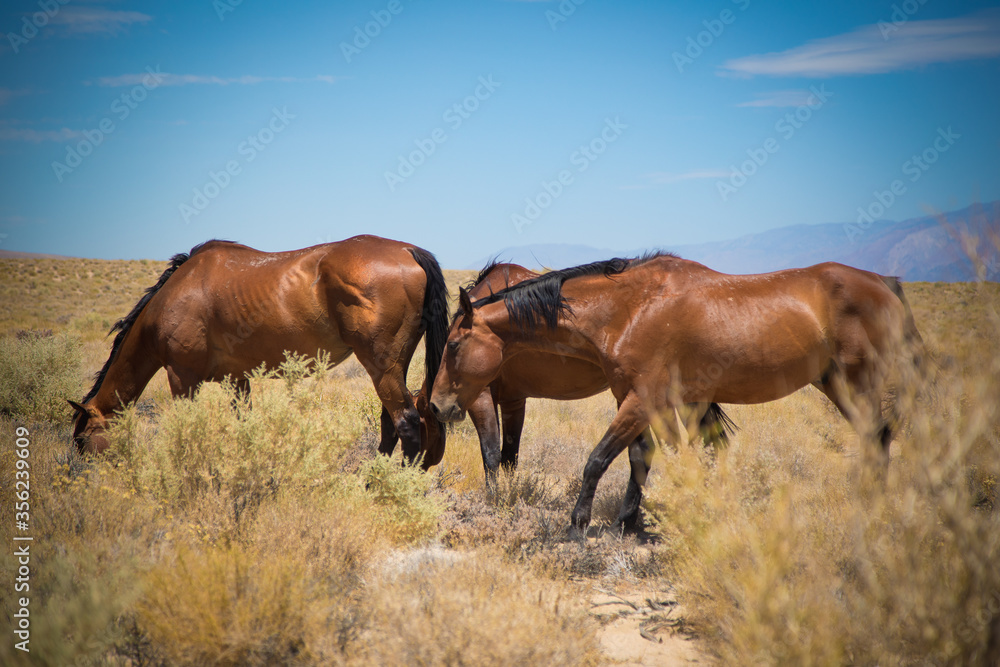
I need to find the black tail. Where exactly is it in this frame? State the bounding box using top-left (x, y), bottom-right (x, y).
top-left (699, 402), bottom-right (738, 449)
top-left (880, 275), bottom-right (926, 372)
top-left (409, 247), bottom-right (449, 394)
top-left (879, 276), bottom-right (933, 429)
top-left (82, 249), bottom-right (194, 402)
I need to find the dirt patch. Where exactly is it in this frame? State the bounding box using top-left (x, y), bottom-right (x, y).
top-left (590, 587), bottom-right (703, 665)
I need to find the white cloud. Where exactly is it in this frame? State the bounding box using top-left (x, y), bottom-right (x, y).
top-left (736, 89), bottom-right (818, 107)
top-left (93, 73), bottom-right (340, 87)
top-left (721, 10), bottom-right (1000, 77)
top-left (50, 7), bottom-right (152, 35)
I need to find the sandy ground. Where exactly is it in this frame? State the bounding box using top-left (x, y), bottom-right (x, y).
top-left (591, 587), bottom-right (704, 666)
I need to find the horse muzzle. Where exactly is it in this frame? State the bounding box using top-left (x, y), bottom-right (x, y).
top-left (429, 399), bottom-right (466, 424)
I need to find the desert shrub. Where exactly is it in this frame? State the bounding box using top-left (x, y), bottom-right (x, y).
top-left (0, 549), bottom-right (131, 667)
top-left (134, 355), bottom-right (364, 526)
top-left (247, 494), bottom-right (374, 651)
top-left (0, 420), bottom-right (155, 667)
top-left (645, 358), bottom-right (1000, 665)
top-left (357, 553), bottom-right (601, 666)
top-left (135, 545), bottom-right (321, 666)
top-left (0, 331), bottom-right (83, 422)
top-left (488, 465), bottom-right (558, 511)
top-left (361, 452), bottom-right (445, 545)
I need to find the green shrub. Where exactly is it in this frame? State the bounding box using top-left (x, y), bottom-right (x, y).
top-left (361, 452), bottom-right (444, 545)
top-left (0, 331), bottom-right (83, 422)
top-left (138, 356), bottom-right (364, 524)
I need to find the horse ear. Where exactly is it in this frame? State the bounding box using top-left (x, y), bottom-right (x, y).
top-left (68, 400), bottom-right (99, 420)
top-left (458, 287), bottom-right (474, 329)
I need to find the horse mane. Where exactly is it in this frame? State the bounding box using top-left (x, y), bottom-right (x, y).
top-left (466, 257), bottom-right (502, 291)
top-left (468, 250), bottom-right (676, 333)
top-left (82, 240), bottom-right (231, 403)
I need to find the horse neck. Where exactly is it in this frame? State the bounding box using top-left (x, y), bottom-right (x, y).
top-left (89, 324), bottom-right (161, 415)
top-left (485, 299), bottom-right (603, 364)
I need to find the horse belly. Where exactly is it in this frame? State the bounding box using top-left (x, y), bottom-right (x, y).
top-left (679, 312), bottom-right (829, 405)
top-left (706, 352), bottom-right (826, 404)
top-left (498, 354), bottom-right (608, 401)
top-left (204, 319), bottom-right (353, 380)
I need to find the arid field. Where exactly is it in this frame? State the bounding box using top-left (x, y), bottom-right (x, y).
top-left (1, 256), bottom-right (998, 666)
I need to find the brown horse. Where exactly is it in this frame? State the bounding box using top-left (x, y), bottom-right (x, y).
top-left (462, 261), bottom-right (734, 529)
top-left (70, 235), bottom-right (449, 467)
top-left (430, 253), bottom-right (924, 531)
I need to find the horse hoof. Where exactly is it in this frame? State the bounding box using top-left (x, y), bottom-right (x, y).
top-left (612, 514), bottom-right (642, 535)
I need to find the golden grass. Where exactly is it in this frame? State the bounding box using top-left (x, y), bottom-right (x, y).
top-left (357, 552), bottom-right (601, 666)
top-left (644, 318), bottom-right (1000, 664)
top-left (0, 254), bottom-right (997, 665)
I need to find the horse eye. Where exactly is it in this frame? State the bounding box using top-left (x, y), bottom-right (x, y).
top-left (447, 340), bottom-right (459, 353)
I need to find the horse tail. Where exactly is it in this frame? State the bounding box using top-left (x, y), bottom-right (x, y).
top-left (880, 275), bottom-right (926, 373)
top-left (409, 247), bottom-right (449, 394)
top-left (82, 243), bottom-right (213, 403)
top-left (699, 402), bottom-right (738, 449)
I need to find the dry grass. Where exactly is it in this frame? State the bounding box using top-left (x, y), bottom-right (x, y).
top-left (0, 330), bottom-right (84, 423)
top-left (357, 551), bottom-right (601, 666)
top-left (644, 280), bottom-right (1000, 665)
top-left (0, 254), bottom-right (997, 665)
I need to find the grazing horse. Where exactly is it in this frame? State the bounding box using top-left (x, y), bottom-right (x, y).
top-left (430, 253), bottom-right (924, 531)
top-left (70, 235), bottom-right (449, 467)
top-left (462, 261), bottom-right (734, 529)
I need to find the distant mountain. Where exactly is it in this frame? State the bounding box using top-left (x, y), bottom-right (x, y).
top-left (674, 201), bottom-right (999, 282)
top-left (470, 201), bottom-right (999, 282)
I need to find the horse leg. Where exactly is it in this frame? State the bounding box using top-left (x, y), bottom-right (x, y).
top-left (377, 406), bottom-right (399, 455)
top-left (571, 395), bottom-right (648, 534)
top-left (613, 402), bottom-right (713, 533)
top-left (353, 324), bottom-right (423, 462)
top-left (232, 377), bottom-right (251, 411)
top-left (468, 389), bottom-right (501, 485)
top-left (165, 366), bottom-right (201, 399)
top-left (613, 430), bottom-right (653, 533)
top-left (499, 398), bottom-right (526, 471)
top-left (370, 371), bottom-right (422, 464)
top-left (813, 371), bottom-right (891, 480)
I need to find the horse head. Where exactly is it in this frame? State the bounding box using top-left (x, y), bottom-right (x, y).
top-left (430, 287), bottom-right (504, 423)
top-left (68, 400), bottom-right (111, 454)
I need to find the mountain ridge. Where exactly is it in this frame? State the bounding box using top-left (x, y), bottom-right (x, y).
top-left (471, 201), bottom-right (999, 282)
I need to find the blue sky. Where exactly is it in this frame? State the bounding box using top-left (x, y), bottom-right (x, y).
top-left (1, 0), bottom-right (998, 268)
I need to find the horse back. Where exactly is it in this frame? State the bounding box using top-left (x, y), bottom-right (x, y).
top-left (137, 236), bottom-right (430, 379)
